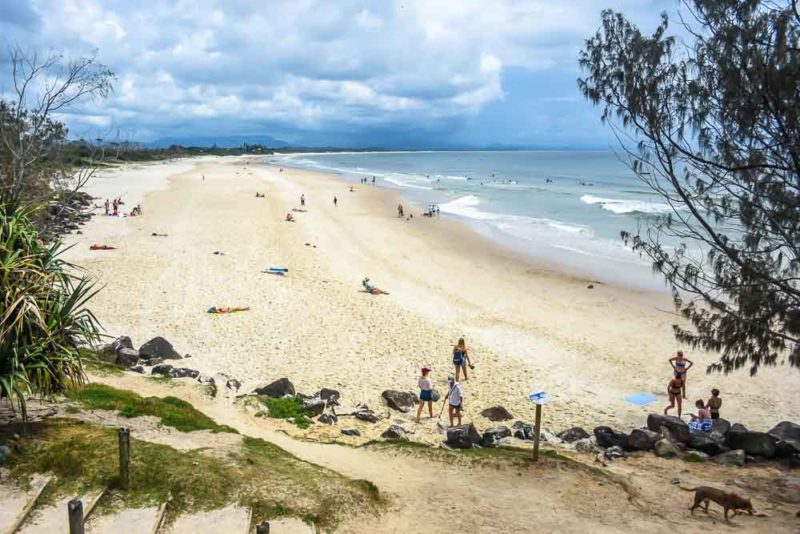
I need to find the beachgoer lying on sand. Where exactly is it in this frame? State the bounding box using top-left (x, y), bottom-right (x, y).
top-left (207, 306), bottom-right (250, 314)
top-left (213, 251), bottom-right (226, 256)
top-left (285, 212), bottom-right (295, 222)
top-left (415, 367), bottom-right (434, 423)
top-left (151, 233), bottom-right (168, 237)
top-left (706, 388), bottom-right (722, 420)
top-left (362, 277), bottom-right (389, 295)
top-left (444, 375), bottom-right (464, 426)
top-left (90, 244), bottom-right (116, 250)
top-left (452, 337), bottom-right (473, 381)
top-left (664, 372), bottom-right (684, 417)
top-left (669, 350), bottom-right (693, 399)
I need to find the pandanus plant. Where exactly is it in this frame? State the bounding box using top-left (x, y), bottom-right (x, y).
top-left (0, 206), bottom-right (101, 422)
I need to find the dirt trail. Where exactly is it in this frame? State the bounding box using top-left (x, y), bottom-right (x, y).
top-left (92, 375), bottom-right (799, 533)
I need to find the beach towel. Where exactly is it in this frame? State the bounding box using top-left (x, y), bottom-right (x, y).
top-left (688, 420), bottom-right (712, 432)
top-left (90, 244), bottom-right (116, 250)
top-left (262, 270), bottom-right (285, 276)
top-left (207, 306), bottom-right (250, 314)
top-left (625, 392), bottom-right (658, 406)
top-left (268, 267), bottom-right (288, 272)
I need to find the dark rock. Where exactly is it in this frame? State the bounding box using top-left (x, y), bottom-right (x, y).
top-left (341, 428), bottom-right (361, 437)
top-left (481, 426), bottom-right (511, 447)
top-left (727, 431), bottom-right (777, 458)
top-left (253, 378), bottom-right (296, 398)
top-left (730, 423), bottom-right (749, 433)
top-left (116, 348), bottom-right (140, 368)
top-left (768, 421), bottom-right (800, 458)
top-left (301, 397), bottom-right (326, 417)
top-left (381, 425), bottom-right (408, 440)
top-left (111, 336), bottom-right (134, 352)
top-left (604, 446), bottom-right (627, 459)
top-left (318, 388), bottom-right (340, 406)
top-left (685, 450), bottom-right (709, 462)
top-left (646, 414), bottom-right (690, 443)
top-left (688, 430), bottom-right (729, 456)
top-left (446, 424), bottom-right (482, 449)
top-left (130, 365), bottom-right (145, 374)
top-left (712, 449), bottom-right (745, 467)
top-left (318, 413), bottom-right (337, 425)
top-left (227, 378), bottom-right (242, 391)
top-left (169, 368), bottom-right (200, 379)
top-left (594, 426), bottom-right (629, 449)
top-left (480, 405), bottom-right (514, 422)
top-left (512, 421), bottom-right (534, 440)
top-left (654, 438), bottom-right (680, 458)
top-left (0, 444), bottom-right (10, 464)
top-left (711, 418), bottom-right (731, 436)
top-left (139, 336), bottom-right (183, 360)
top-left (151, 364), bottom-right (174, 376)
top-left (381, 390), bottom-right (417, 412)
top-left (558, 427), bottom-right (590, 443)
top-left (628, 428), bottom-right (660, 451)
top-left (97, 345), bottom-right (118, 364)
top-left (354, 407), bottom-right (380, 423)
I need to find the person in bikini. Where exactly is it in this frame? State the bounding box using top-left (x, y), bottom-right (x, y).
top-left (706, 388), bottom-right (722, 420)
top-left (452, 337), bottom-right (472, 381)
top-left (664, 372), bottom-right (685, 417)
top-left (668, 350), bottom-right (694, 399)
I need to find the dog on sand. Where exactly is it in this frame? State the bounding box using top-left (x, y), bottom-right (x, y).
top-left (680, 486), bottom-right (755, 520)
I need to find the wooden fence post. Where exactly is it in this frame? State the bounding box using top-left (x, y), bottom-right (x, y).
top-left (68, 499), bottom-right (84, 534)
top-left (118, 428), bottom-right (130, 490)
top-left (532, 404), bottom-right (542, 462)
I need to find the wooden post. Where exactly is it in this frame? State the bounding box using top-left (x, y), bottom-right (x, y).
top-left (256, 521), bottom-right (270, 534)
top-left (118, 428), bottom-right (130, 490)
top-left (532, 403), bottom-right (542, 462)
top-left (68, 499), bottom-right (84, 534)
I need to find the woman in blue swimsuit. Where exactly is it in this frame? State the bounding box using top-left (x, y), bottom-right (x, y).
top-left (452, 337), bottom-right (472, 381)
top-left (668, 350), bottom-right (694, 400)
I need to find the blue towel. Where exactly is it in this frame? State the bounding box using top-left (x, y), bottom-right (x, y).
top-left (625, 392), bottom-right (658, 406)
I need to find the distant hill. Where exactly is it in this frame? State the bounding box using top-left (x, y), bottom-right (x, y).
top-left (148, 134), bottom-right (289, 149)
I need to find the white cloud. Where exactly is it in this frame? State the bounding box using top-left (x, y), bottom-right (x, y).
top-left (1, 0), bottom-right (674, 144)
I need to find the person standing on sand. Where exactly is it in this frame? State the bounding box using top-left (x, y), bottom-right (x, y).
top-left (452, 337), bottom-right (472, 381)
top-left (668, 350), bottom-right (694, 399)
top-left (300, 194), bottom-right (305, 207)
top-left (444, 375), bottom-right (464, 426)
top-left (664, 372), bottom-right (684, 417)
top-left (398, 204), bottom-right (404, 217)
top-left (104, 198), bottom-right (109, 215)
top-left (706, 388), bottom-right (722, 420)
top-left (333, 196), bottom-right (337, 207)
top-left (415, 367), bottom-right (434, 422)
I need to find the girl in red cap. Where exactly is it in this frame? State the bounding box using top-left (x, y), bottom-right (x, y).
top-left (415, 367), bottom-right (434, 422)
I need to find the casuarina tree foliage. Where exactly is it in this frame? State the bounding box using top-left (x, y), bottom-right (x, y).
top-left (579, 1), bottom-right (799, 374)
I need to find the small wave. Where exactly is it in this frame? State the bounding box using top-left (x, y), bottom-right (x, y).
top-left (580, 194), bottom-right (673, 215)
top-left (383, 176), bottom-right (433, 190)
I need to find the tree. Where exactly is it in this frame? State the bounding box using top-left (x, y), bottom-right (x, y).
top-left (0, 47), bottom-right (114, 213)
top-left (578, 0), bottom-right (799, 374)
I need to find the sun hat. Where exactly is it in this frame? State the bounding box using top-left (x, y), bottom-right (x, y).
top-left (421, 367), bottom-right (431, 373)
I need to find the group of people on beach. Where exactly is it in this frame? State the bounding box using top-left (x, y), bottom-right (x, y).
top-left (414, 337), bottom-right (474, 426)
top-left (103, 197), bottom-right (141, 217)
top-left (664, 350), bottom-right (722, 430)
top-left (360, 177), bottom-right (376, 185)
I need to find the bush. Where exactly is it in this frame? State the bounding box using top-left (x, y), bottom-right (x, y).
top-left (264, 397), bottom-right (312, 429)
top-left (0, 206), bottom-right (100, 421)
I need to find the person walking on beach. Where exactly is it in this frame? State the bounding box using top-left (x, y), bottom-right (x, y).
top-left (668, 350), bottom-right (694, 399)
top-left (664, 372), bottom-right (684, 417)
top-left (104, 198), bottom-right (110, 215)
top-left (300, 194), bottom-right (305, 207)
top-left (444, 375), bottom-right (464, 426)
top-left (415, 367), bottom-right (434, 422)
top-left (706, 388), bottom-right (722, 420)
top-left (333, 196), bottom-right (338, 207)
top-left (452, 337), bottom-right (472, 381)
top-left (397, 204), bottom-right (404, 217)
top-left (112, 198), bottom-right (118, 216)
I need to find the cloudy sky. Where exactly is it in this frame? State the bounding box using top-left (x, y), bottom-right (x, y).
top-left (0, 0), bottom-right (675, 148)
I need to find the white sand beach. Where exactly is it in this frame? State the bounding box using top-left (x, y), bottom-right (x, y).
top-left (64, 156), bottom-right (800, 443)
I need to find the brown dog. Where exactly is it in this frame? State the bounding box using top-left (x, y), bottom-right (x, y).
top-left (680, 486), bottom-right (755, 520)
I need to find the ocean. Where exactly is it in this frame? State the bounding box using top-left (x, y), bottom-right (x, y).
top-left (269, 150), bottom-right (680, 291)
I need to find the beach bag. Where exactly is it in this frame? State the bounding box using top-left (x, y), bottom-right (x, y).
top-left (431, 389), bottom-right (441, 402)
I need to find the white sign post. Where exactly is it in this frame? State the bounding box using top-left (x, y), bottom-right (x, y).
top-left (527, 391), bottom-right (549, 462)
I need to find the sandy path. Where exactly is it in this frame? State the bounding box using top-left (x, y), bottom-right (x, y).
top-left (63, 157), bottom-right (799, 441)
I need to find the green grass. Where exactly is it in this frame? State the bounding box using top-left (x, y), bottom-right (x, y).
top-left (4, 418), bottom-right (381, 528)
top-left (80, 349), bottom-right (126, 377)
top-left (67, 383), bottom-right (236, 433)
top-left (263, 397), bottom-right (312, 429)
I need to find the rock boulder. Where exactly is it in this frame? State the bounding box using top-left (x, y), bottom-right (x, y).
top-left (169, 368), bottom-right (200, 379)
top-left (318, 413), bottom-right (337, 425)
top-left (558, 427), bottom-right (590, 443)
top-left (254, 378), bottom-right (296, 398)
top-left (116, 348), bottom-right (140, 368)
top-left (688, 430), bottom-right (729, 456)
top-left (727, 431), bottom-right (777, 458)
top-left (151, 364), bottom-right (173, 376)
top-left (646, 414), bottom-right (691, 443)
top-left (381, 390), bottom-right (418, 412)
top-left (480, 406), bottom-right (514, 422)
top-left (139, 336), bottom-right (182, 360)
top-left (711, 449), bottom-right (745, 467)
top-left (654, 438), bottom-right (680, 458)
top-left (768, 421), bottom-right (800, 457)
top-left (512, 421), bottom-right (534, 441)
top-left (628, 428), bottom-right (660, 451)
top-left (594, 426), bottom-right (629, 449)
top-left (446, 424), bottom-right (482, 449)
top-left (381, 425), bottom-right (408, 440)
top-left (481, 427), bottom-right (511, 447)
